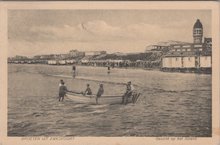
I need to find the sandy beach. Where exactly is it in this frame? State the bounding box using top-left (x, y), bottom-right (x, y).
top-left (8, 64), bottom-right (211, 136)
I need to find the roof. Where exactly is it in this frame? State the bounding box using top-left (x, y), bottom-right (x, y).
top-left (193, 19), bottom-right (203, 29)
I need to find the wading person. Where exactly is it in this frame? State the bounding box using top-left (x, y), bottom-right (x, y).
top-left (72, 65), bottom-right (76, 78)
top-left (96, 84), bottom-right (104, 104)
top-left (107, 65), bottom-right (110, 74)
top-left (84, 84), bottom-right (92, 95)
top-left (59, 80), bottom-right (68, 102)
top-left (122, 81), bottom-right (134, 105)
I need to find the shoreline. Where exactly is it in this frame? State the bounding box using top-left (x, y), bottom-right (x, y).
top-left (8, 63), bottom-right (211, 75)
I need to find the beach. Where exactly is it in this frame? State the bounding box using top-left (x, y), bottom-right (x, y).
top-left (8, 64), bottom-right (211, 136)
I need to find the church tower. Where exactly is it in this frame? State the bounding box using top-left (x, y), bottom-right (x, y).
top-left (193, 19), bottom-right (203, 44)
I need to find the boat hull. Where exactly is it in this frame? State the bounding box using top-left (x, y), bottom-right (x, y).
top-left (66, 92), bottom-right (132, 105)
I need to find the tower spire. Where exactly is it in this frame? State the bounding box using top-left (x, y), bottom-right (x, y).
top-left (193, 19), bottom-right (203, 44)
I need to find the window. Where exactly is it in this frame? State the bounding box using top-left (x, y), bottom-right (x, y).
top-left (176, 58), bottom-right (178, 61)
top-left (188, 57), bottom-right (191, 61)
top-left (194, 44), bottom-right (202, 47)
top-left (194, 30), bottom-right (196, 34)
top-left (183, 45), bottom-right (190, 48)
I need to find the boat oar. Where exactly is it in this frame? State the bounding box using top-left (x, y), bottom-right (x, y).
top-left (134, 93), bottom-right (141, 103)
top-left (132, 92), bottom-right (141, 104)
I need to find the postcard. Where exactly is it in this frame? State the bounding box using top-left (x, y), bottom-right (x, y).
top-left (0, 1), bottom-right (219, 145)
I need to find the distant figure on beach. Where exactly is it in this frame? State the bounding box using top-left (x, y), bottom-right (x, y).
top-left (59, 80), bottom-right (68, 101)
top-left (72, 65), bottom-right (76, 78)
top-left (84, 84), bottom-right (92, 95)
top-left (96, 84), bottom-right (104, 104)
top-left (122, 81), bottom-right (134, 105)
top-left (112, 63), bottom-right (115, 69)
top-left (107, 65), bottom-right (110, 74)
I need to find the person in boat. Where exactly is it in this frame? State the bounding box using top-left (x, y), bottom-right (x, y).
top-left (96, 84), bottom-right (104, 104)
top-left (84, 84), bottom-right (92, 95)
top-left (72, 65), bottom-right (76, 78)
top-left (122, 81), bottom-right (134, 105)
top-left (59, 80), bottom-right (68, 102)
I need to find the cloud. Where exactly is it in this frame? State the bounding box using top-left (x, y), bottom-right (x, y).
top-left (28, 20), bottom-right (123, 42)
top-left (29, 24), bottom-right (78, 40)
top-left (79, 20), bottom-right (120, 35)
top-left (27, 20), bottom-right (190, 43)
top-left (10, 19), bottom-right (194, 56)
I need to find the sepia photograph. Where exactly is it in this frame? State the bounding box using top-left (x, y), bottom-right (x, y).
top-left (7, 9), bottom-right (213, 137)
top-left (0, 1), bottom-right (219, 145)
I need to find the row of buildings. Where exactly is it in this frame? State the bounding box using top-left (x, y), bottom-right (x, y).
top-left (160, 19), bottom-right (212, 73)
top-left (8, 19), bottom-right (212, 74)
top-left (8, 50), bottom-right (107, 63)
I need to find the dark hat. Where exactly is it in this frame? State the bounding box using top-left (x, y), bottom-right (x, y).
top-left (60, 80), bottom-right (65, 85)
top-left (87, 84), bottom-right (90, 86)
top-left (128, 81), bottom-right (131, 84)
top-left (100, 84), bottom-right (103, 87)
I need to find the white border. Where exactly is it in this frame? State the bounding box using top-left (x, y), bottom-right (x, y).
top-left (0, 1), bottom-right (219, 145)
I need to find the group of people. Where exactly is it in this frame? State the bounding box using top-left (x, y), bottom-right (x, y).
top-left (83, 83), bottom-right (104, 104)
top-left (58, 79), bottom-right (135, 105)
top-left (58, 80), bottom-right (104, 104)
top-left (58, 65), bottom-right (135, 105)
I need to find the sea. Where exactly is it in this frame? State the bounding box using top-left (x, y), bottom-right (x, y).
top-left (8, 64), bottom-right (211, 136)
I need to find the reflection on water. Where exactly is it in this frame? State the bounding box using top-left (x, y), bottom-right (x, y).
top-left (8, 64), bottom-right (211, 136)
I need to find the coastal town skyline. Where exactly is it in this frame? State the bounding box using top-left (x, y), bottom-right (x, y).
top-left (8, 10), bottom-right (211, 57)
top-left (6, 3), bottom-right (216, 139)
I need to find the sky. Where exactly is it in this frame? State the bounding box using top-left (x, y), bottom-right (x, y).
top-left (8, 10), bottom-right (211, 57)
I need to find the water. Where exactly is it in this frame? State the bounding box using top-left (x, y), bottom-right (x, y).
top-left (8, 64), bottom-right (211, 136)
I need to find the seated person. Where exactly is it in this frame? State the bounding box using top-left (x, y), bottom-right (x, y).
top-left (122, 81), bottom-right (134, 105)
top-left (84, 84), bottom-right (92, 95)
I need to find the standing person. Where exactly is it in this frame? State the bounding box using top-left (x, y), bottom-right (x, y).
top-left (122, 81), bottom-right (134, 105)
top-left (107, 65), bottom-right (111, 74)
top-left (84, 84), bottom-right (92, 95)
top-left (112, 63), bottom-right (115, 69)
top-left (59, 80), bottom-right (68, 102)
top-left (72, 65), bottom-right (76, 78)
top-left (96, 84), bottom-right (104, 104)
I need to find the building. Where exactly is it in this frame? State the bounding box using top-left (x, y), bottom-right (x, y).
top-left (84, 51), bottom-right (106, 56)
top-left (162, 19), bottom-right (212, 73)
top-left (193, 19), bottom-right (203, 44)
top-left (69, 50), bottom-right (85, 58)
top-left (146, 45), bottom-right (170, 51)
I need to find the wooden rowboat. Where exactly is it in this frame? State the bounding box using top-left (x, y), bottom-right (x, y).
top-left (66, 92), bottom-right (140, 105)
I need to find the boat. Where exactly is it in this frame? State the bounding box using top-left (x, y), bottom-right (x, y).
top-left (66, 92), bottom-right (140, 105)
